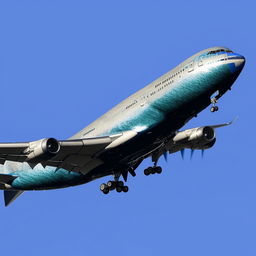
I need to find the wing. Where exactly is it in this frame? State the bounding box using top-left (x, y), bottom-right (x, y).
top-left (0, 131), bottom-right (137, 174)
top-left (151, 119), bottom-right (236, 162)
top-left (209, 116), bottom-right (238, 129)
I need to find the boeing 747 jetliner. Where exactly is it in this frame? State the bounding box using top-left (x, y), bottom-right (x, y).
top-left (0, 47), bottom-right (245, 206)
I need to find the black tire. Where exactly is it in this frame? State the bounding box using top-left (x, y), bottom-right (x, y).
top-left (214, 106), bottom-right (219, 111)
top-left (210, 107), bottom-right (215, 112)
top-left (100, 183), bottom-right (107, 191)
top-left (156, 166), bottom-right (162, 174)
top-left (103, 187), bottom-right (109, 194)
top-left (151, 167), bottom-right (156, 174)
top-left (144, 168), bottom-right (150, 176)
top-left (116, 186), bottom-right (122, 193)
top-left (122, 186), bottom-right (129, 193)
top-left (107, 181), bottom-right (116, 190)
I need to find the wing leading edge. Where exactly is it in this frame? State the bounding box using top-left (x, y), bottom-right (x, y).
top-left (0, 131), bottom-right (138, 206)
top-left (0, 131), bottom-right (138, 174)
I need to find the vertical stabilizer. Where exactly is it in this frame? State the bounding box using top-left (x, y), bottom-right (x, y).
top-left (4, 191), bottom-right (24, 207)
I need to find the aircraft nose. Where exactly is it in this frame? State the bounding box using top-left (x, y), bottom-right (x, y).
top-left (235, 54), bottom-right (245, 69)
top-left (227, 53), bottom-right (245, 73)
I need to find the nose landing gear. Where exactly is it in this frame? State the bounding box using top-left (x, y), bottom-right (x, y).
top-left (210, 105), bottom-right (219, 112)
top-left (210, 90), bottom-right (223, 113)
top-left (210, 97), bottom-right (219, 112)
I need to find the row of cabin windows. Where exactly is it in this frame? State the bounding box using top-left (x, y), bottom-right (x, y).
top-left (152, 79), bottom-right (174, 95)
top-left (155, 82), bottom-right (161, 88)
top-left (125, 100), bottom-right (137, 109)
top-left (162, 66), bottom-right (187, 84)
top-left (124, 65), bottom-right (187, 110)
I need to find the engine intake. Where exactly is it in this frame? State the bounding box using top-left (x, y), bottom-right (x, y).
top-left (188, 126), bottom-right (215, 144)
top-left (26, 138), bottom-right (60, 162)
top-left (172, 126), bottom-right (216, 150)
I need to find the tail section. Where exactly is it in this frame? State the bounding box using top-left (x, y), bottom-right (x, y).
top-left (0, 173), bottom-right (17, 183)
top-left (4, 190), bottom-right (23, 207)
top-left (0, 173), bottom-right (23, 206)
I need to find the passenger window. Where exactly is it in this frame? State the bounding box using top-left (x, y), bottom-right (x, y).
top-left (188, 61), bottom-right (194, 72)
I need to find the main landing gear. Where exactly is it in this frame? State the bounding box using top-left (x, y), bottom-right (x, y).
top-left (100, 173), bottom-right (129, 195)
top-left (144, 152), bottom-right (164, 176)
top-left (144, 166), bottom-right (162, 176)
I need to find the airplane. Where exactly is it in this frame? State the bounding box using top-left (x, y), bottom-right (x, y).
top-left (0, 46), bottom-right (245, 206)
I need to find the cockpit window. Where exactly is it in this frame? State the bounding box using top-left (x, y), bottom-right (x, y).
top-left (207, 49), bottom-right (233, 55)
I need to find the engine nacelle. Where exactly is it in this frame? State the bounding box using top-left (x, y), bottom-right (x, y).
top-left (25, 138), bottom-right (60, 162)
top-left (173, 126), bottom-right (215, 149)
top-left (191, 137), bottom-right (216, 150)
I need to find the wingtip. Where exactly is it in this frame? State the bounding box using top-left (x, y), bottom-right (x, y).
top-left (210, 117), bottom-right (239, 129)
top-left (224, 116), bottom-right (239, 126)
top-left (231, 116), bottom-right (239, 124)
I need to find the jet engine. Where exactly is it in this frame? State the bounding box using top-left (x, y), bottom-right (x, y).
top-left (172, 126), bottom-right (216, 150)
top-left (25, 138), bottom-right (60, 162)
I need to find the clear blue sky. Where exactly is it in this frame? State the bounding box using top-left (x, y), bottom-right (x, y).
top-left (0, 1), bottom-right (254, 255)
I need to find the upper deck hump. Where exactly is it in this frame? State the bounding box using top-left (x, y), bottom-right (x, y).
top-left (70, 47), bottom-right (231, 139)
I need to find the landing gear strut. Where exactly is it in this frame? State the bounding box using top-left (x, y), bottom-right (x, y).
top-left (144, 153), bottom-right (164, 176)
top-left (210, 90), bottom-right (223, 113)
top-left (144, 155), bottom-right (163, 176)
top-left (100, 174), bottom-right (129, 194)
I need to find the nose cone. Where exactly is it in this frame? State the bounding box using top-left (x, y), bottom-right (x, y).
top-left (234, 54), bottom-right (245, 70)
top-left (227, 53), bottom-right (246, 73)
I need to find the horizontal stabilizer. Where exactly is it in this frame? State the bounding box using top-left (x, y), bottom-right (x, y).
top-left (4, 190), bottom-right (23, 207)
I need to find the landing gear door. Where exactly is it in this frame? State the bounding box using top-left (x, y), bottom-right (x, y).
top-left (188, 61), bottom-right (194, 72)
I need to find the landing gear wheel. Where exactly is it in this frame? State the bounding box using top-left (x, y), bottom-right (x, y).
top-left (116, 186), bottom-right (122, 193)
top-left (211, 106), bottom-right (219, 112)
top-left (122, 186), bottom-right (129, 193)
top-left (107, 181), bottom-right (116, 190)
top-left (155, 166), bottom-right (162, 174)
top-left (100, 183), bottom-right (110, 194)
top-left (101, 174), bottom-right (130, 194)
top-left (144, 168), bottom-right (151, 176)
top-left (100, 183), bottom-right (107, 191)
top-left (145, 166), bottom-right (163, 175)
top-left (103, 188), bottom-right (109, 194)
